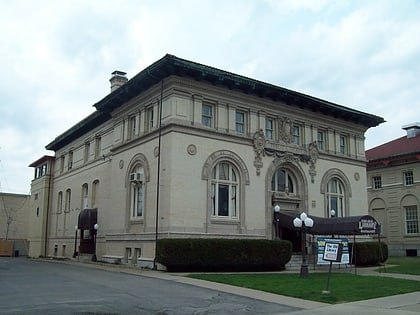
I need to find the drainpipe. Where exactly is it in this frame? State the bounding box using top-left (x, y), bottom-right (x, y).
top-left (44, 164), bottom-right (53, 257)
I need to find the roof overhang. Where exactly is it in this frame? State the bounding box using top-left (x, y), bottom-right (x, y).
top-left (45, 54), bottom-right (385, 151)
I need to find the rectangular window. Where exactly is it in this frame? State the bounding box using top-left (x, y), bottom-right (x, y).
top-left (202, 103), bottom-right (213, 127)
top-left (292, 125), bottom-right (300, 145)
top-left (405, 206), bottom-right (419, 234)
top-left (130, 116), bottom-right (136, 139)
top-left (373, 176), bottom-right (382, 190)
top-left (339, 135), bottom-right (347, 154)
top-left (265, 118), bottom-right (273, 140)
top-left (235, 111), bottom-right (245, 134)
top-left (404, 171), bottom-right (414, 186)
top-left (95, 136), bottom-right (101, 159)
top-left (132, 184), bottom-right (143, 218)
top-left (68, 151), bottom-right (73, 170)
top-left (317, 130), bottom-right (325, 150)
top-left (147, 107), bottom-right (154, 130)
top-left (84, 142), bottom-right (90, 163)
top-left (60, 156), bottom-right (65, 173)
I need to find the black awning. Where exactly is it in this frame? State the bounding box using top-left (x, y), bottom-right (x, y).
top-left (277, 211), bottom-right (379, 235)
top-left (77, 208), bottom-right (98, 229)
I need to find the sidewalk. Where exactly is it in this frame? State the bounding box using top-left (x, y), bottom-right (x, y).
top-left (52, 258), bottom-right (420, 314)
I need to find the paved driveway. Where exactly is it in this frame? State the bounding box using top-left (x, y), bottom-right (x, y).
top-left (0, 257), bottom-right (301, 314)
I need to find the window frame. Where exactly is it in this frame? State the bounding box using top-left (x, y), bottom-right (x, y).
top-left (404, 206), bottom-right (419, 235)
top-left (202, 103), bottom-right (213, 128)
top-left (235, 110), bottom-right (246, 134)
top-left (129, 166), bottom-right (145, 220)
top-left (265, 118), bottom-right (274, 140)
top-left (81, 183), bottom-right (89, 209)
top-left (372, 175), bottom-right (382, 190)
top-left (403, 171), bottom-right (414, 186)
top-left (129, 115), bottom-right (137, 139)
top-left (339, 135), bottom-right (347, 154)
top-left (292, 125), bottom-right (301, 145)
top-left (147, 107), bottom-right (154, 130)
top-left (317, 130), bottom-right (325, 150)
top-left (210, 162), bottom-right (239, 219)
top-left (271, 169), bottom-right (295, 195)
top-left (327, 178), bottom-right (345, 217)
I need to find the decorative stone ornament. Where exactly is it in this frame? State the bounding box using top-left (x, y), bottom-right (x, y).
top-left (187, 144), bottom-right (197, 155)
top-left (253, 130), bottom-right (266, 176)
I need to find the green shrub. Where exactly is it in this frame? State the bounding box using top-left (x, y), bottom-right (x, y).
top-left (352, 242), bottom-right (388, 266)
top-left (156, 238), bottom-right (292, 272)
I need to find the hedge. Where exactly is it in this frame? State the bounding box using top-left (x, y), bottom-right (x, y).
top-left (156, 238), bottom-right (292, 272)
top-left (352, 242), bottom-right (388, 266)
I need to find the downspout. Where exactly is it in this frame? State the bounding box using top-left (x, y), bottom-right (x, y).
top-left (44, 163), bottom-right (53, 257)
top-left (150, 74), bottom-right (164, 269)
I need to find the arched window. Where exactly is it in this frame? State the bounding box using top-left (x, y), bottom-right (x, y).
top-left (91, 180), bottom-right (99, 208)
top-left (211, 162), bottom-right (239, 218)
top-left (130, 165), bottom-right (144, 219)
top-left (65, 189), bottom-right (71, 213)
top-left (327, 178), bottom-right (345, 217)
top-left (57, 191), bottom-right (63, 214)
top-left (271, 169), bottom-right (294, 194)
top-left (81, 183), bottom-right (89, 209)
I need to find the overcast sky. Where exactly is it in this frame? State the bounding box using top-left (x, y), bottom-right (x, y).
top-left (1, 0), bottom-right (419, 194)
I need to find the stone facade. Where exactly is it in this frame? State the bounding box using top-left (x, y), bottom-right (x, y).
top-left (367, 123), bottom-right (420, 256)
top-left (29, 55), bottom-right (384, 262)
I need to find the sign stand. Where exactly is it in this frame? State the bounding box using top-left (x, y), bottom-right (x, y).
top-left (322, 242), bottom-right (343, 294)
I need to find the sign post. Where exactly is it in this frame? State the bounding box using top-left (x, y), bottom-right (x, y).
top-left (322, 242), bottom-right (343, 294)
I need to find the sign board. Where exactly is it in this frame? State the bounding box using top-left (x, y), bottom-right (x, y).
top-left (357, 217), bottom-right (378, 234)
top-left (322, 242), bottom-right (343, 262)
top-left (317, 237), bottom-right (349, 265)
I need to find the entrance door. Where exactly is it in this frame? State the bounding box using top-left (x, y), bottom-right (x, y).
top-left (280, 227), bottom-right (302, 252)
top-left (79, 229), bottom-right (95, 254)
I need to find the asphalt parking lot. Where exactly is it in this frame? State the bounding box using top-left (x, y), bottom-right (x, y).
top-left (0, 257), bottom-right (301, 314)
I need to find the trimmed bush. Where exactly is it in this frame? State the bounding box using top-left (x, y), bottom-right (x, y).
top-left (352, 242), bottom-right (388, 266)
top-left (156, 238), bottom-right (292, 272)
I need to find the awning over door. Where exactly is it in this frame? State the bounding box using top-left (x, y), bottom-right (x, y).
top-left (77, 208), bottom-right (98, 229)
top-left (277, 211), bottom-right (380, 235)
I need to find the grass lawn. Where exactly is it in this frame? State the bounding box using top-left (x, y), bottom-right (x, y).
top-left (187, 272), bottom-right (420, 304)
top-left (382, 256), bottom-right (420, 275)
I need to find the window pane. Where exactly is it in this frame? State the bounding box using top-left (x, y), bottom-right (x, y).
top-left (236, 111), bottom-right (245, 133)
top-left (202, 104), bottom-right (213, 127)
top-left (218, 184), bottom-right (229, 216)
top-left (265, 119), bottom-right (273, 140)
top-left (136, 184), bottom-right (143, 216)
top-left (219, 163), bottom-right (229, 180)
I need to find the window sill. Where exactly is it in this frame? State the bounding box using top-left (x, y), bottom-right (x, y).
top-left (210, 218), bottom-right (240, 225)
top-left (129, 218), bottom-right (144, 225)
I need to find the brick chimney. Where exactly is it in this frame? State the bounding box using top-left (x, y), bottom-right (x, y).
top-left (110, 70), bottom-right (128, 92)
top-left (402, 122), bottom-right (420, 139)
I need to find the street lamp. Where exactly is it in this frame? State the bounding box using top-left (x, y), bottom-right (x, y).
top-left (92, 223), bottom-right (98, 262)
top-left (293, 212), bottom-right (314, 277)
top-left (274, 205), bottom-right (281, 239)
top-left (73, 225), bottom-right (78, 258)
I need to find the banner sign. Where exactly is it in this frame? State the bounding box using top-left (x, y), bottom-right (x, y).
top-left (317, 237), bottom-right (349, 265)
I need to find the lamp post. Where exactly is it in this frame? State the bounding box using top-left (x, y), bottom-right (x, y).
top-left (73, 225), bottom-right (78, 258)
top-left (92, 223), bottom-right (98, 262)
top-left (293, 212), bottom-right (314, 277)
top-left (274, 205), bottom-right (280, 239)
